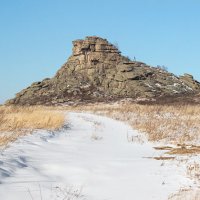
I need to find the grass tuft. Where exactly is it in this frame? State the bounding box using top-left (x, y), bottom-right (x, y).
top-left (66, 103), bottom-right (200, 145)
top-left (0, 105), bottom-right (65, 146)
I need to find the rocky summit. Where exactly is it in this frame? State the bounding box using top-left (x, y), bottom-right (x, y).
top-left (6, 36), bottom-right (200, 105)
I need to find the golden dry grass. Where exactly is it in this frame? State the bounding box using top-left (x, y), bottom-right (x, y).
top-left (0, 106), bottom-right (65, 146)
top-left (154, 145), bottom-right (200, 155)
top-left (67, 102), bottom-right (200, 146)
top-left (64, 102), bottom-right (200, 199)
top-left (167, 145), bottom-right (200, 155)
top-left (0, 103), bottom-right (199, 198)
top-left (145, 156), bottom-right (175, 160)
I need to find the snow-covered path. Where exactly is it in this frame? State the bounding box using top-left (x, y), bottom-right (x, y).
top-left (0, 113), bottom-right (191, 200)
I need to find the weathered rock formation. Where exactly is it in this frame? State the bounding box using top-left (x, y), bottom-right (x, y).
top-left (6, 36), bottom-right (200, 105)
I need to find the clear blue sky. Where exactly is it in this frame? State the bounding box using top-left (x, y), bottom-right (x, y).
top-left (1, 0), bottom-right (200, 103)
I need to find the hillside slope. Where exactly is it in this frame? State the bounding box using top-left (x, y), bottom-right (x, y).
top-left (6, 36), bottom-right (200, 105)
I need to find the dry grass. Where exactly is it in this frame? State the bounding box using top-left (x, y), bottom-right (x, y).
top-left (66, 102), bottom-right (200, 146)
top-left (0, 105), bottom-right (65, 146)
top-left (167, 145), bottom-right (200, 155)
top-left (169, 188), bottom-right (200, 200)
top-left (1, 102), bottom-right (199, 198)
top-left (154, 145), bottom-right (200, 155)
top-left (187, 162), bottom-right (200, 182)
top-left (145, 156), bottom-right (175, 160)
top-left (64, 102), bottom-right (200, 199)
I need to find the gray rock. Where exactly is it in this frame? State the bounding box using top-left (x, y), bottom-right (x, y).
top-left (6, 36), bottom-right (200, 105)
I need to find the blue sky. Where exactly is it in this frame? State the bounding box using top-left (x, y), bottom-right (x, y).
top-left (0, 0), bottom-right (200, 103)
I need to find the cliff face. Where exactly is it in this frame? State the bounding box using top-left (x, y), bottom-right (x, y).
top-left (6, 36), bottom-right (200, 105)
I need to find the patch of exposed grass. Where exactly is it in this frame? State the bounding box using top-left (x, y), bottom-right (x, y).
top-left (153, 156), bottom-right (175, 160)
top-left (154, 145), bottom-right (200, 155)
top-left (167, 145), bottom-right (200, 155)
top-left (154, 146), bottom-right (173, 151)
top-left (0, 106), bottom-right (65, 146)
top-left (65, 102), bottom-right (200, 145)
top-left (63, 102), bottom-right (200, 199)
top-left (145, 156), bottom-right (175, 160)
top-left (169, 188), bottom-right (200, 200)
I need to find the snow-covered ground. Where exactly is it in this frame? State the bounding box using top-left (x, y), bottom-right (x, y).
top-left (0, 113), bottom-right (194, 200)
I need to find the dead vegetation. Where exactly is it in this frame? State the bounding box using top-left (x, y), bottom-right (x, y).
top-left (2, 102), bottom-right (198, 148)
top-left (65, 102), bottom-right (200, 199)
top-left (154, 145), bottom-right (200, 155)
top-left (169, 188), bottom-right (200, 200)
top-left (0, 106), bottom-right (65, 146)
top-left (66, 102), bottom-right (200, 146)
top-left (187, 162), bottom-right (200, 182)
top-left (145, 156), bottom-right (175, 160)
top-left (167, 145), bottom-right (200, 155)
top-left (1, 102), bottom-right (200, 199)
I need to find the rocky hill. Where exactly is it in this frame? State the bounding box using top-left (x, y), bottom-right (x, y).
top-left (6, 36), bottom-right (200, 105)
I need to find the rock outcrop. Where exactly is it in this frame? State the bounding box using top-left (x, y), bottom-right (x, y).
top-left (6, 36), bottom-right (200, 105)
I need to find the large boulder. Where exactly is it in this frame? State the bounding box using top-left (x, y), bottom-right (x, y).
top-left (6, 36), bottom-right (200, 105)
